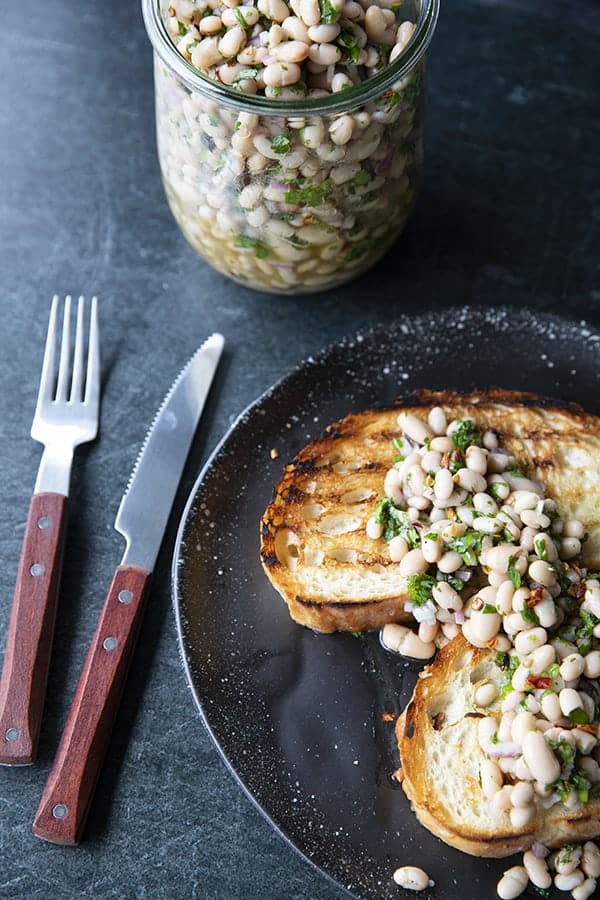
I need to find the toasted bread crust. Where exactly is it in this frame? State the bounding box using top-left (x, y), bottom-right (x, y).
top-left (396, 636), bottom-right (600, 857)
top-left (260, 390), bottom-right (600, 633)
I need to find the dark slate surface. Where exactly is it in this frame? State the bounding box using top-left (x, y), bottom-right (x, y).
top-left (0, 0), bottom-right (598, 898)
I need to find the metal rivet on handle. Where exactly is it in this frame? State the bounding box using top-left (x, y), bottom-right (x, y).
top-left (103, 637), bottom-right (118, 651)
top-left (37, 516), bottom-right (51, 530)
top-left (30, 563), bottom-right (45, 576)
top-left (52, 804), bottom-right (68, 819)
top-left (5, 727), bottom-right (19, 742)
top-left (118, 590), bottom-right (133, 604)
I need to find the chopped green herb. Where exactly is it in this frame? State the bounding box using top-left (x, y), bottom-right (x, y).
top-left (271, 132), bottom-right (292, 154)
top-left (374, 499), bottom-right (420, 547)
top-left (446, 529), bottom-right (486, 566)
top-left (318, 0), bottom-right (341, 24)
top-left (559, 609), bottom-right (599, 656)
top-left (406, 573), bottom-right (437, 607)
top-left (391, 436), bottom-right (407, 461)
top-left (350, 631), bottom-right (362, 638)
top-left (482, 603), bottom-right (498, 615)
top-left (424, 532), bottom-right (438, 541)
top-left (234, 235), bottom-right (270, 259)
top-left (489, 732), bottom-right (499, 745)
top-left (520, 604), bottom-right (540, 625)
top-left (352, 169), bottom-right (370, 187)
top-left (495, 651), bottom-right (509, 670)
top-left (507, 555), bottom-right (522, 589)
top-left (284, 179), bottom-right (334, 206)
top-left (232, 67), bottom-right (259, 84)
top-left (534, 535), bottom-right (549, 561)
top-left (451, 419), bottom-right (482, 452)
top-left (547, 737), bottom-right (576, 768)
top-left (177, 20), bottom-right (187, 35)
top-left (436, 572), bottom-right (465, 592)
top-left (233, 7), bottom-right (250, 26)
top-left (339, 30), bottom-right (361, 63)
top-left (568, 707), bottom-right (590, 725)
top-left (500, 654), bottom-right (520, 698)
top-left (487, 482), bottom-right (507, 501)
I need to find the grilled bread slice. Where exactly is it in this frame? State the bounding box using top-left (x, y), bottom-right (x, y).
top-left (260, 389), bottom-right (600, 633)
top-left (396, 634), bottom-right (600, 857)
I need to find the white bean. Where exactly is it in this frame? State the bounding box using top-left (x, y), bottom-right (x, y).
top-left (399, 548), bottom-right (428, 577)
top-left (263, 61), bottom-right (302, 86)
top-left (427, 407), bottom-right (447, 435)
top-left (554, 871), bottom-right (584, 892)
top-left (528, 559), bottom-right (556, 587)
top-left (480, 759), bottom-right (503, 797)
top-left (468, 609), bottom-right (501, 644)
top-left (530, 642), bottom-right (556, 675)
top-left (272, 39), bottom-right (310, 62)
top-left (572, 879), bottom-right (598, 900)
top-left (497, 866), bottom-right (529, 900)
top-left (430, 436), bottom-right (453, 452)
top-left (418, 622), bottom-right (438, 644)
top-left (191, 37), bottom-right (223, 68)
top-left (509, 805), bottom-right (535, 829)
top-left (560, 653), bottom-right (585, 682)
top-left (559, 688), bottom-right (583, 717)
top-left (434, 468), bottom-right (454, 501)
top-left (299, 0), bottom-right (320, 25)
top-left (432, 581), bottom-right (461, 611)
top-left (522, 731), bottom-right (561, 785)
top-left (584, 651), bottom-right (600, 679)
top-left (396, 629), bottom-right (436, 660)
top-left (473, 492), bottom-right (497, 515)
top-left (258, 0), bottom-right (290, 21)
top-left (555, 845), bottom-right (583, 875)
top-left (564, 518), bottom-right (585, 539)
top-left (366, 516), bottom-right (383, 540)
top-left (514, 627), bottom-right (548, 655)
top-left (523, 851), bottom-right (551, 889)
top-left (421, 449), bottom-right (442, 472)
top-left (454, 468), bottom-right (487, 493)
top-left (380, 623), bottom-right (409, 653)
top-left (383, 467), bottom-right (403, 504)
top-left (466, 445), bottom-right (488, 475)
top-left (473, 515), bottom-right (503, 534)
top-left (560, 536), bottom-right (581, 559)
top-left (389, 535), bottom-right (409, 562)
top-left (540, 691), bottom-right (562, 722)
top-left (520, 509), bottom-right (550, 530)
top-left (307, 23), bottom-right (340, 42)
top-left (474, 682), bottom-right (497, 707)
top-left (421, 534), bottom-right (442, 564)
top-left (582, 842), bottom-right (600, 878)
top-left (437, 551), bottom-right (463, 573)
top-left (511, 712), bottom-right (537, 746)
top-left (392, 866), bottom-right (431, 891)
top-left (398, 412), bottom-right (433, 445)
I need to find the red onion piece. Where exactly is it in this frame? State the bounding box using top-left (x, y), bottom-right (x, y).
top-left (454, 610), bottom-right (465, 625)
top-left (486, 742), bottom-right (521, 759)
top-left (531, 842), bottom-right (550, 859)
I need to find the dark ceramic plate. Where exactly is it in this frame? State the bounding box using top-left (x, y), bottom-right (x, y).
top-left (173, 307), bottom-right (600, 900)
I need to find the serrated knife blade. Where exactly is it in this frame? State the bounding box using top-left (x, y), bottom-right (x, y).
top-left (32, 334), bottom-right (224, 845)
top-left (115, 332), bottom-right (224, 571)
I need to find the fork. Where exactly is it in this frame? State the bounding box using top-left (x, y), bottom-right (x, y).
top-left (0, 295), bottom-right (100, 765)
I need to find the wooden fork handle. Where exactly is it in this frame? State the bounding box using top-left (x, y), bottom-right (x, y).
top-left (0, 492), bottom-right (68, 765)
top-left (33, 565), bottom-right (151, 844)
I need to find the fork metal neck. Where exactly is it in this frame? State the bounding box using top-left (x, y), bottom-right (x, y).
top-left (34, 447), bottom-right (73, 496)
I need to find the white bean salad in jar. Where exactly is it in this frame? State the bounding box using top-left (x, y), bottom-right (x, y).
top-left (143, 0), bottom-right (439, 292)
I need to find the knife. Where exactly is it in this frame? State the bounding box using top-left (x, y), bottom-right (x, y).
top-left (32, 333), bottom-right (224, 845)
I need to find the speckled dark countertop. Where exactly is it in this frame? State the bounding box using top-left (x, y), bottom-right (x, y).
top-left (0, 1), bottom-right (599, 897)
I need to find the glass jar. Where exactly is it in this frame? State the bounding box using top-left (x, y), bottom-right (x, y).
top-left (142, 0), bottom-right (439, 294)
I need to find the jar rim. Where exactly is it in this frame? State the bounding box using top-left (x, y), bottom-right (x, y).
top-left (142, 0), bottom-right (439, 117)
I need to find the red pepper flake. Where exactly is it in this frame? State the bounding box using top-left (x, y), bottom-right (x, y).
top-left (441, 452), bottom-right (450, 469)
top-left (381, 712), bottom-right (396, 722)
top-left (527, 586), bottom-right (545, 607)
top-left (528, 675), bottom-right (552, 689)
top-left (568, 581), bottom-right (587, 600)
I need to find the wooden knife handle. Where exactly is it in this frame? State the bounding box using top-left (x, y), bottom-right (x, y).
top-left (32, 565), bottom-right (151, 844)
top-left (0, 492), bottom-right (68, 765)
